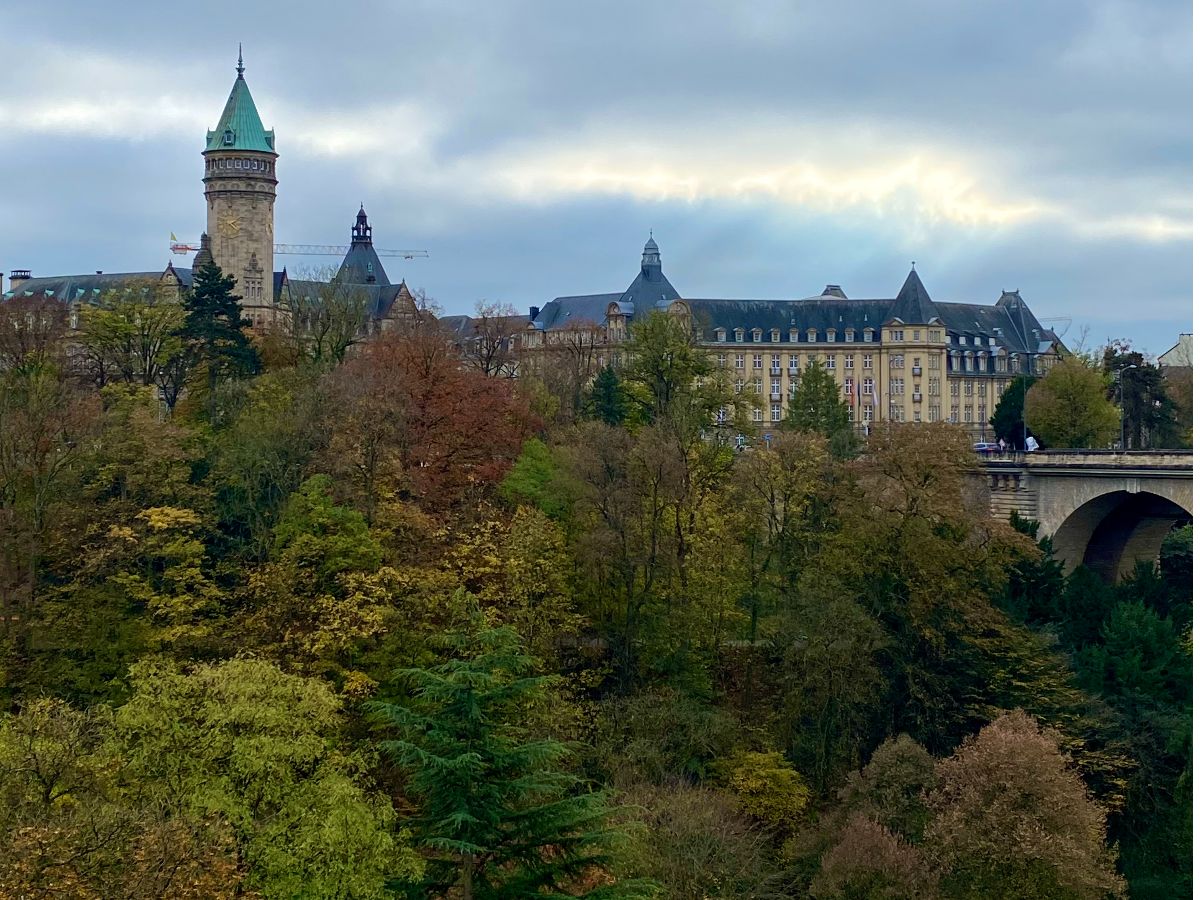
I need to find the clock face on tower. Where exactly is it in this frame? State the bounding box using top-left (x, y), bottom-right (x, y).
top-left (220, 214), bottom-right (241, 238)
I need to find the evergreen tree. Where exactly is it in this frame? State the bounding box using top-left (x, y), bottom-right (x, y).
top-left (586, 365), bottom-right (628, 426)
top-left (989, 375), bottom-right (1038, 448)
top-left (371, 607), bottom-right (656, 899)
top-left (1103, 342), bottom-right (1182, 449)
top-left (782, 361), bottom-right (857, 457)
top-left (180, 260), bottom-right (260, 419)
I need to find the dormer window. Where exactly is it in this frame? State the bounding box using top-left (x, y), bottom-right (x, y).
top-left (864, 328), bottom-right (874, 341)
top-left (715, 327), bottom-right (727, 341)
top-left (826, 329), bottom-right (836, 342)
top-left (845, 328), bottom-right (854, 342)
top-left (735, 328), bottom-right (745, 342)
top-left (807, 328), bottom-right (817, 342)
top-left (988, 336), bottom-right (996, 346)
top-left (222, 129), bottom-right (235, 146)
top-left (789, 327), bottom-right (799, 342)
top-left (770, 328), bottom-right (780, 342)
top-left (974, 336), bottom-right (982, 346)
top-left (752, 328), bottom-right (762, 342)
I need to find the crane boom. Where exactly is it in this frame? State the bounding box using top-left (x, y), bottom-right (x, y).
top-left (274, 244), bottom-right (428, 259)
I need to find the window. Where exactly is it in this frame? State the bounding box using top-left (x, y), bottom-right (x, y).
top-left (753, 353), bottom-right (763, 369)
top-left (930, 405), bottom-right (940, 422)
top-left (979, 404), bottom-right (986, 422)
top-left (913, 411), bottom-right (921, 422)
top-left (844, 378), bottom-right (853, 395)
top-left (848, 403), bottom-right (855, 422)
top-left (864, 405), bottom-right (873, 422)
top-left (735, 379), bottom-right (744, 392)
top-left (788, 354), bottom-right (799, 372)
top-left (752, 407), bottom-right (763, 422)
top-left (863, 378), bottom-right (874, 396)
top-left (735, 328), bottom-right (745, 342)
top-left (891, 329), bottom-right (904, 341)
top-left (912, 330), bottom-right (921, 341)
top-left (964, 408), bottom-right (973, 423)
top-left (863, 355), bottom-right (873, 369)
top-left (964, 382), bottom-right (973, 396)
top-left (716, 353), bottom-right (726, 366)
top-left (771, 353), bottom-right (781, 372)
top-left (770, 379), bottom-right (780, 397)
top-left (930, 330), bottom-right (940, 341)
top-left (753, 378), bottom-right (763, 393)
top-left (864, 328), bottom-right (874, 341)
top-left (789, 381), bottom-right (798, 398)
top-left (890, 355), bottom-right (904, 369)
top-left (930, 377), bottom-right (940, 396)
top-left (807, 328), bottom-right (817, 342)
top-left (770, 329), bottom-right (780, 342)
top-left (826, 329), bottom-right (836, 342)
top-left (825, 354), bottom-right (835, 370)
top-left (845, 329), bottom-right (854, 342)
top-left (807, 354), bottom-right (816, 365)
top-left (735, 353), bottom-right (745, 369)
top-left (845, 355), bottom-right (854, 368)
top-left (715, 327), bottom-right (726, 341)
top-left (771, 404), bottom-right (782, 422)
top-left (789, 327), bottom-right (799, 342)
top-left (716, 407), bottom-right (727, 424)
top-left (752, 328), bottom-right (762, 342)
top-left (950, 406), bottom-right (959, 423)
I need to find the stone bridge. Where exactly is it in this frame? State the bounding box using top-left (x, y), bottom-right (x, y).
top-left (983, 450), bottom-right (1193, 580)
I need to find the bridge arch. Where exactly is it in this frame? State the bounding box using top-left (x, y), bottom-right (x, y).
top-left (1049, 489), bottom-right (1191, 581)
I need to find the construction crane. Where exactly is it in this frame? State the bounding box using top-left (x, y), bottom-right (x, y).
top-left (168, 236), bottom-right (428, 260)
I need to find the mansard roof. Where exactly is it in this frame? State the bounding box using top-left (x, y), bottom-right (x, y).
top-left (687, 297), bottom-right (892, 338)
top-left (3, 271), bottom-right (167, 302)
top-left (281, 276), bottom-right (415, 321)
top-left (532, 238), bottom-right (680, 331)
top-left (205, 58), bottom-right (276, 154)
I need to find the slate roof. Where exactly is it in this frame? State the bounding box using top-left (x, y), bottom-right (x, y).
top-left (337, 240), bottom-right (390, 286)
top-left (205, 61), bottom-right (276, 154)
top-left (888, 268), bottom-right (940, 325)
top-left (531, 237), bottom-right (680, 331)
top-left (284, 278), bottom-right (415, 321)
top-left (688, 296), bottom-right (893, 340)
top-left (4, 271), bottom-right (167, 303)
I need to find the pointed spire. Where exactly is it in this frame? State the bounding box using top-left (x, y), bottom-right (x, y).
top-left (206, 52), bottom-right (275, 153)
top-left (888, 267), bottom-right (939, 324)
top-left (641, 232), bottom-right (662, 279)
top-left (237, 43), bottom-right (245, 78)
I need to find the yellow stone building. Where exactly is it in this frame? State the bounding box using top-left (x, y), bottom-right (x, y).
top-left (523, 238), bottom-right (1065, 441)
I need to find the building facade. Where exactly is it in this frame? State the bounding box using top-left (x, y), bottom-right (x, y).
top-left (522, 238), bottom-right (1064, 441)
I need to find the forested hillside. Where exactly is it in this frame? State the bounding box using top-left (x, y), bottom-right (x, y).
top-left (0, 279), bottom-right (1189, 898)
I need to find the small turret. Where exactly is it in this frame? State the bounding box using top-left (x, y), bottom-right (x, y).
top-left (641, 232), bottom-right (662, 279)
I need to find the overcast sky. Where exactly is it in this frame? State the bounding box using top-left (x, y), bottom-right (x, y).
top-left (0, 0), bottom-right (1191, 354)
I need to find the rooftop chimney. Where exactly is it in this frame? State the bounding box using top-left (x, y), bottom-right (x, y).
top-left (9, 269), bottom-right (31, 291)
top-left (823, 284), bottom-right (847, 298)
top-left (529, 305), bottom-right (540, 321)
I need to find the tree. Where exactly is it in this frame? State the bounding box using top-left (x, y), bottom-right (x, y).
top-left (462, 300), bottom-right (522, 377)
top-left (989, 375), bottom-right (1038, 448)
top-left (924, 710), bottom-right (1125, 899)
top-left (812, 815), bottom-right (935, 900)
top-left (1024, 357), bottom-right (1119, 448)
top-left (1103, 342), bottom-right (1182, 449)
top-left (181, 260), bottom-right (260, 420)
top-left (371, 610), bottom-right (654, 899)
top-left (117, 658), bottom-right (416, 898)
top-left (0, 296), bottom-right (67, 375)
top-left (281, 266), bottom-right (372, 367)
top-left (782, 361), bottom-right (856, 458)
top-left (585, 365), bottom-right (629, 426)
top-left (76, 289), bottom-right (186, 390)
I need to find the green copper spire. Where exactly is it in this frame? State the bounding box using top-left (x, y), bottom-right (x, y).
top-left (205, 48), bottom-right (276, 153)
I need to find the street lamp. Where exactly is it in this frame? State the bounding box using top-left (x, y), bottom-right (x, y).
top-left (1117, 364), bottom-right (1137, 451)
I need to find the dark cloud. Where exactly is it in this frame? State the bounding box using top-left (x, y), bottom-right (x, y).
top-left (0, 0), bottom-right (1189, 355)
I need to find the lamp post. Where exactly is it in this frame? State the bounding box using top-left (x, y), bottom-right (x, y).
top-left (1117, 364), bottom-right (1137, 451)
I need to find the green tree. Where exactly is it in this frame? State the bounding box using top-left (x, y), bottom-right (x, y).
top-left (1103, 342), bottom-right (1182, 449)
top-left (782, 361), bottom-right (856, 457)
top-left (1024, 357), bottom-right (1119, 448)
top-left (989, 375), bottom-right (1038, 448)
top-left (181, 260), bottom-right (260, 420)
top-left (371, 609), bottom-right (655, 899)
top-left (500, 437), bottom-right (569, 520)
top-left (586, 365), bottom-right (629, 426)
top-left (77, 289), bottom-right (186, 390)
top-left (117, 657), bottom-right (416, 898)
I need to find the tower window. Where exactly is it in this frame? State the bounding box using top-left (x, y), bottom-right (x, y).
top-left (222, 129), bottom-right (234, 145)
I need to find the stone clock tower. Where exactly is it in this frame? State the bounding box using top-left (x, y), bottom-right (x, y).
top-left (202, 48), bottom-right (277, 316)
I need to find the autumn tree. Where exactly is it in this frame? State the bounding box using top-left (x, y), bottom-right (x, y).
top-left (281, 265), bottom-right (372, 367)
top-left (1024, 356), bottom-right (1119, 448)
top-left (924, 710), bottom-right (1125, 899)
top-left (462, 300), bottom-right (522, 377)
top-left (0, 295), bottom-right (67, 374)
top-left (76, 288), bottom-right (186, 390)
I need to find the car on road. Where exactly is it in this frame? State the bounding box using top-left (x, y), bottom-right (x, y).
top-left (972, 441), bottom-right (1001, 455)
